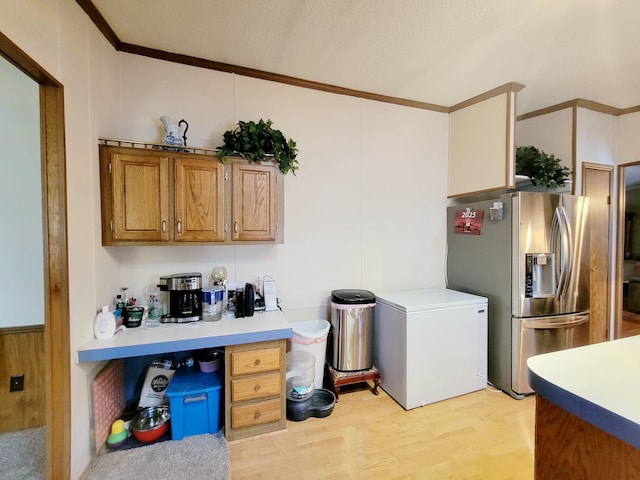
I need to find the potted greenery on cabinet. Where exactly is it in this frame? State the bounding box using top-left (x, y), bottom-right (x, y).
top-left (215, 119), bottom-right (299, 175)
top-left (515, 145), bottom-right (571, 190)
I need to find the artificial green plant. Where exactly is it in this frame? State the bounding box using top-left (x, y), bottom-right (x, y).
top-left (516, 145), bottom-right (571, 189)
top-left (215, 119), bottom-right (299, 175)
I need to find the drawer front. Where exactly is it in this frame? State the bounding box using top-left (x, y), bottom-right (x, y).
top-left (231, 397), bottom-right (282, 429)
top-left (231, 372), bottom-right (281, 402)
top-left (231, 347), bottom-right (281, 376)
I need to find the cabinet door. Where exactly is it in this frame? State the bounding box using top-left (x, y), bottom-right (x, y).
top-left (110, 151), bottom-right (169, 242)
top-left (174, 157), bottom-right (224, 242)
top-left (448, 85), bottom-right (521, 197)
top-left (232, 162), bottom-right (276, 241)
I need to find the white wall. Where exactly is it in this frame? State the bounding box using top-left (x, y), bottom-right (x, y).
top-left (516, 107), bottom-right (573, 176)
top-left (576, 108), bottom-right (616, 189)
top-left (105, 55), bottom-right (448, 322)
top-left (0, 57), bottom-right (45, 327)
top-left (618, 111), bottom-right (640, 165)
top-left (1, 1), bottom-right (449, 476)
top-left (516, 106), bottom-right (619, 192)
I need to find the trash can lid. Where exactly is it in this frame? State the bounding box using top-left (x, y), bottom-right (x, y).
top-left (331, 289), bottom-right (375, 304)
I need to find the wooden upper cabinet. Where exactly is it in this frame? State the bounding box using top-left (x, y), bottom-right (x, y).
top-left (99, 144), bottom-right (283, 245)
top-left (232, 161), bottom-right (277, 241)
top-left (174, 157), bottom-right (224, 242)
top-left (101, 148), bottom-right (170, 243)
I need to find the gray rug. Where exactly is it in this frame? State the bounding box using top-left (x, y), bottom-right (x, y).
top-left (0, 427), bottom-right (46, 480)
top-left (80, 432), bottom-right (229, 480)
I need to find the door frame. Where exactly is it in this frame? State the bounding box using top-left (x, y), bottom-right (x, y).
top-left (581, 162), bottom-right (613, 342)
top-left (616, 161), bottom-right (640, 338)
top-left (0, 32), bottom-right (71, 479)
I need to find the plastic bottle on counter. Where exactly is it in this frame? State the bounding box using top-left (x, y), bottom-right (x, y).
top-left (115, 294), bottom-right (125, 310)
top-left (145, 284), bottom-right (164, 319)
top-left (94, 306), bottom-right (116, 339)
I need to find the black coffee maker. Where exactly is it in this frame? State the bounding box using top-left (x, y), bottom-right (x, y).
top-left (158, 273), bottom-right (202, 323)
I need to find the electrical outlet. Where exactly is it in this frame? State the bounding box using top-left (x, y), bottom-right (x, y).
top-left (10, 374), bottom-right (24, 392)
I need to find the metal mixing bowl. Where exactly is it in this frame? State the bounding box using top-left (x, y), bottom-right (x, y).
top-left (130, 405), bottom-right (171, 443)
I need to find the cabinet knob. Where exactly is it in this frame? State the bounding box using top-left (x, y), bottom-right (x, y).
top-left (177, 219), bottom-right (182, 234)
top-left (161, 220), bottom-right (166, 233)
top-left (234, 221), bottom-right (238, 233)
top-left (254, 358), bottom-right (261, 366)
top-left (254, 411), bottom-right (261, 419)
top-left (254, 384), bottom-right (261, 391)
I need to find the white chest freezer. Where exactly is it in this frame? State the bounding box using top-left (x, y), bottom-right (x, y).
top-left (373, 288), bottom-right (488, 410)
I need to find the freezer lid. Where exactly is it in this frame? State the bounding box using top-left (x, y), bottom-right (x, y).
top-left (375, 288), bottom-right (488, 313)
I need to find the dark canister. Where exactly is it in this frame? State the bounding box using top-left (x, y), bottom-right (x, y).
top-left (125, 306), bottom-right (144, 328)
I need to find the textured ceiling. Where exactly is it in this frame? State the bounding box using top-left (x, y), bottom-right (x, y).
top-left (90, 0), bottom-right (640, 114)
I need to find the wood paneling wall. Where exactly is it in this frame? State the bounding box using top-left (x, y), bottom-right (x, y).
top-left (0, 326), bottom-right (46, 432)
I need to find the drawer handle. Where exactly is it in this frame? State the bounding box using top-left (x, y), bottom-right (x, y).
top-left (254, 411), bottom-right (261, 419)
top-left (254, 359), bottom-right (261, 366)
top-left (254, 384), bottom-right (261, 392)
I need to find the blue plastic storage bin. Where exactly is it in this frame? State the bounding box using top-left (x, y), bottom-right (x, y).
top-left (165, 367), bottom-right (223, 440)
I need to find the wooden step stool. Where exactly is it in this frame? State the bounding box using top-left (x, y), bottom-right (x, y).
top-left (326, 365), bottom-right (380, 401)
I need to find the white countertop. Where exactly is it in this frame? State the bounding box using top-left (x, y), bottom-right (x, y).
top-left (527, 335), bottom-right (640, 448)
top-left (77, 310), bottom-right (292, 363)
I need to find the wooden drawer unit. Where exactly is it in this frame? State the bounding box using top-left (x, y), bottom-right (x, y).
top-left (224, 339), bottom-right (286, 440)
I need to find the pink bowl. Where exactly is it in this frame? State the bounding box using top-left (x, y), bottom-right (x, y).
top-left (198, 349), bottom-right (223, 373)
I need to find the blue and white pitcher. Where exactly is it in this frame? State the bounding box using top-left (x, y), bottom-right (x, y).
top-left (160, 116), bottom-right (189, 148)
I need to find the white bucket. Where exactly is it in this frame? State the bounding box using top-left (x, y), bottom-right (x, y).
top-left (286, 350), bottom-right (315, 401)
top-left (288, 319), bottom-right (331, 389)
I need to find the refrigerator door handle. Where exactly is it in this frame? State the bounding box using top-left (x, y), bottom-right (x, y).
top-left (551, 206), bottom-right (572, 299)
top-left (521, 313), bottom-right (589, 329)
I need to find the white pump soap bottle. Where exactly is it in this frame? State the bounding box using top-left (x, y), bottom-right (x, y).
top-left (94, 306), bottom-right (116, 339)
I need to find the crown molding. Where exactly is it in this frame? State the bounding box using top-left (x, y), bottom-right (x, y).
top-left (118, 43), bottom-right (449, 112)
top-left (76, 1), bottom-right (639, 118)
top-left (518, 98), bottom-right (640, 121)
top-left (449, 82), bottom-right (525, 113)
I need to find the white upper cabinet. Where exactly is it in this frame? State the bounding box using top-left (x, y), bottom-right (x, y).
top-left (448, 83), bottom-right (523, 198)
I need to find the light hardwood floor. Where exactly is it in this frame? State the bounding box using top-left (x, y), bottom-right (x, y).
top-left (230, 384), bottom-right (535, 479)
top-left (622, 310), bottom-right (640, 338)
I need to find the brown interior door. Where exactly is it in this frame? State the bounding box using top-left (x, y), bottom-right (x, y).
top-left (582, 163), bottom-right (613, 343)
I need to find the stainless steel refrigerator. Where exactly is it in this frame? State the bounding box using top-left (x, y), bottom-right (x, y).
top-left (446, 191), bottom-right (590, 399)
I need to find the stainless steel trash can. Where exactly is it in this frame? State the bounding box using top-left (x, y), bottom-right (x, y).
top-left (330, 289), bottom-right (376, 371)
